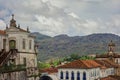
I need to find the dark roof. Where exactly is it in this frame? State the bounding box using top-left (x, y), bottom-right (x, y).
top-left (57, 60), bottom-right (101, 69)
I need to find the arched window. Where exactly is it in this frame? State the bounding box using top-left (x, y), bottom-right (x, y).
top-left (9, 40), bottom-right (16, 49)
top-left (71, 71), bottom-right (74, 80)
top-left (66, 71), bottom-right (69, 79)
top-left (83, 72), bottom-right (86, 80)
top-left (77, 71), bottom-right (80, 80)
top-left (60, 71), bottom-right (63, 79)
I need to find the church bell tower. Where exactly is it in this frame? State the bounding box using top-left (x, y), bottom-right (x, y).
top-left (10, 14), bottom-right (17, 27)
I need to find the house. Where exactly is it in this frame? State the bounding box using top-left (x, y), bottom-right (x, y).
top-left (0, 14), bottom-right (39, 80)
top-left (57, 60), bottom-right (101, 80)
top-left (57, 59), bottom-right (119, 80)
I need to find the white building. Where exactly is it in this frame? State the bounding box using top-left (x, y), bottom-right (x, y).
top-left (0, 14), bottom-right (39, 80)
top-left (57, 59), bottom-right (116, 80)
top-left (57, 60), bottom-right (101, 80)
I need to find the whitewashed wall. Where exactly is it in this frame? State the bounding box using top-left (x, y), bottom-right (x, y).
top-left (58, 68), bottom-right (100, 80)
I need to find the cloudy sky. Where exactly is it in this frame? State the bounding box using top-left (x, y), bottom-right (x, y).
top-left (0, 0), bottom-right (120, 37)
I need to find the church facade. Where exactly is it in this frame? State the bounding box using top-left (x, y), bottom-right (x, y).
top-left (0, 14), bottom-right (39, 80)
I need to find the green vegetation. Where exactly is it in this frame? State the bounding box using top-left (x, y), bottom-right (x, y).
top-left (0, 64), bottom-right (26, 73)
top-left (37, 62), bottom-right (51, 69)
top-left (80, 56), bottom-right (95, 60)
top-left (38, 54), bottom-right (95, 69)
top-left (63, 54), bottom-right (95, 61)
top-left (63, 54), bottom-right (80, 62)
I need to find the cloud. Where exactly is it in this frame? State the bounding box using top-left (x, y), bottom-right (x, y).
top-left (0, 0), bottom-right (120, 36)
top-left (0, 20), bottom-right (6, 29)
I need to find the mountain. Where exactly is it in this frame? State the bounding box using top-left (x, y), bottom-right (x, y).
top-left (32, 32), bottom-right (120, 61)
top-left (31, 32), bottom-right (51, 41)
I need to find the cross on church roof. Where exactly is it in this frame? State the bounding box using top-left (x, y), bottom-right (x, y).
top-left (12, 14), bottom-right (14, 19)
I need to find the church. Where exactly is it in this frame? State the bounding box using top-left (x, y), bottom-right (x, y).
top-left (96, 40), bottom-right (120, 64)
top-left (0, 14), bottom-right (39, 80)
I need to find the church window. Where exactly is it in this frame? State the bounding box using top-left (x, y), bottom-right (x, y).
top-left (9, 40), bottom-right (16, 49)
top-left (23, 39), bottom-right (26, 49)
top-left (60, 71), bottom-right (63, 79)
top-left (66, 71), bottom-right (69, 79)
top-left (71, 71), bottom-right (74, 80)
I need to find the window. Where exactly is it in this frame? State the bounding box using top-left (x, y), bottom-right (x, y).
top-left (77, 71), bottom-right (80, 80)
top-left (66, 71), bottom-right (69, 79)
top-left (3, 39), bottom-right (6, 49)
top-left (95, 70), bottom-right (96, 76)
top-left (22, 39), bottom-right (26, 49)
top-left (60, 71), bottom-right (63, 79)
top-left (29, 40), bottom-right (32, 49)
top-left (23, 58), bottom-right (26, 65)
top-left (9, 40), bottom-right (16, 49)
top-left (83, 72), bottom-right (86, 80)
top-left (71, 71), bottom-right (74, 80)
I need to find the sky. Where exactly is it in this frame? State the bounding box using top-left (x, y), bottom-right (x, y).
top-left (0, 0), bottom-right (120, 37)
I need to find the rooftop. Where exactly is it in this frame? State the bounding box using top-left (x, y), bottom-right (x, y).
top-left (57, 60), bottom-right (101, 69)
top-left (57, 59), bottom-right (118, 69)
top-left (0, 30), bottom-right (5, 35)
top-left (40, 67), bottom-right (58, 74)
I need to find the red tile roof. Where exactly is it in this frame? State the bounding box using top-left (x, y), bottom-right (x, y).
top-left (40, 67), bottom-right (58, 74)
top-left (0, 30), bottom-right (5, 35)
top-left (95, 59), bottom-right (118, 68)
top-left (58, 60), bottom-right (101, 69)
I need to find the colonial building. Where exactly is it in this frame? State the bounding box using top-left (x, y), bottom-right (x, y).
top-left (57, 59), bottom-right (117, 80)
top-left (0, 14), bottom-right (39, 80)
top-left (57, 60), bottom-right (102, 80)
